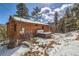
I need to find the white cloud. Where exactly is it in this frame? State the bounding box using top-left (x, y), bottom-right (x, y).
top-left (40, 4), bottom-right (73, 14)
top-left (61, 4), bottom-right (73, 10)
top-left (38, 4), bottom-right (73, 23)
top-left (40, 7), bottom-right (52, 14)
top-left (54, 8), bottom-right (61, 12)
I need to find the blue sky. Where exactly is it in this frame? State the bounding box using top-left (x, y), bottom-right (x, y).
top-left (0, 3), bottom-right (67, 24)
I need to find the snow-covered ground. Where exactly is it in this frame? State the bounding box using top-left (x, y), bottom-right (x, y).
top-left (11, 45), bottom-right (30, 56)
top-left (0, 45), bottom-right (30, 56)
top-left (47, 31), bottom-right (79, 56)
top-left (0, 31), bottom-right (79, 56)
top-left (47, 41), bottom-right (79, 56)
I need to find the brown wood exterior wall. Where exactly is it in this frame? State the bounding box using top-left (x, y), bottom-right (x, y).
top-left (7, 17), bottom-right (50, 39)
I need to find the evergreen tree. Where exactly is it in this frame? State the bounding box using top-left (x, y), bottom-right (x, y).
top-left (54, 11), bottom-right (58, 25)
top-left (31, 7), bottom-right (41, 20)
top-left (70, 4), bottom-right (79, 30)
top-left (15, 3), bottom-right (29, 18)
top-left (64, 7), bottom-right (71, 32)
top-left (54, 11), bottom-right (58, 32)
top-left (32, 10), bottom-right (36, 16)
top-left (62, 4), bottom-right (79, 32)
top-left (65, 7), bottom-right (71, 17)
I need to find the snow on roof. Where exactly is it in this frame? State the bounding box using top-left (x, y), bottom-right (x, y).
top-left (13, 16), bottom-right (48, 25)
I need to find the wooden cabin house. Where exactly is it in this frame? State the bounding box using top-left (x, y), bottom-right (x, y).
top-left (7, 16), bottom-right (51, 39)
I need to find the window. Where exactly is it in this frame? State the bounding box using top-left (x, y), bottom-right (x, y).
top-left (35, 24), bottom-right (38, 26)
top-left (42, 26), bottom-right (44, 29)
top-left (14, 24), bottom-right (16, 32)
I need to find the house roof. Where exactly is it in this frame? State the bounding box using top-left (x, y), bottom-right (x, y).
top-left (12, 16), bottom-right (48, 25)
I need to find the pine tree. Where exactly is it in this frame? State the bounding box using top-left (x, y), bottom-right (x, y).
top-left (65, 7), bottom-right (71, 18)
top-left (32, 10), bottom-right (36, 16)
top-left (54, 11), bottom-right (58, 25)
top-left (31, 7), bottom-right (41, 20)
top-left (70, 4), bottom-right (79, 30)
top-left (15, 3), bottom-right (29, 18)
top-left (64, 7), bottom-right (71, 32)
top-left (54, 11), bottom-right (58, 32)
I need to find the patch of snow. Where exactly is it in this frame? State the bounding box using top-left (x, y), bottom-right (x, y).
top-left (37, 30), bottom-right (44, 33)
top-left (47, 31), bottom-right (79, 56)
top-left (0, 45), bottom-right (20, 56)
top-left (0, 45), bottom-right (29, 56)
top-left (13, 16), bottom-right (48, 25)
top-left (11, 45), bottom-right (30, 56)
top-left (47, 41), bottom-right (79, 56)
